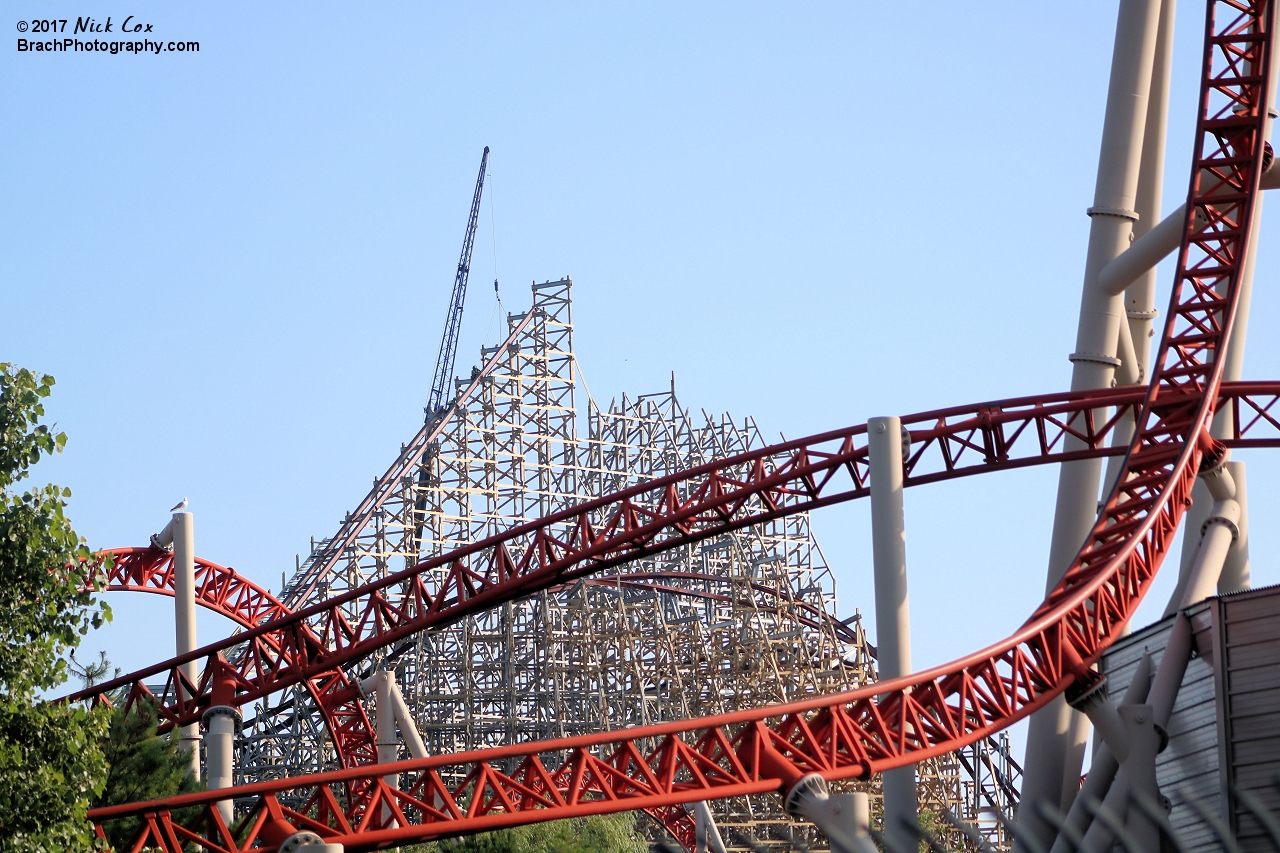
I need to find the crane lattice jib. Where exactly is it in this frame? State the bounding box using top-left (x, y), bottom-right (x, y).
top-left (81, 1), bottom-right (1273, 848)
top-left (426, 147), bottom-right (489, 419)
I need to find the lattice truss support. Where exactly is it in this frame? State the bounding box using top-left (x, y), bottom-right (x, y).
top-left (231, 278), bottom-right (1012, 850)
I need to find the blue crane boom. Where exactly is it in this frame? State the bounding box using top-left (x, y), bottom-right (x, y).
top-left (426, 146), bottom-right (489, 420)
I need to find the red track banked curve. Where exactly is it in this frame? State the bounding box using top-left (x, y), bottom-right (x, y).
top-left (84, 2), bottom-right (1273, 848)
top-left (95, 548), bottom-right (379, 772)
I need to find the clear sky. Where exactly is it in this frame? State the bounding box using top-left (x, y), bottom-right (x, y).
top-left (6, 2), bottom-right (1280, 760)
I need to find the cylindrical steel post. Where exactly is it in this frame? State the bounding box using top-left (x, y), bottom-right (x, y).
top-left (868, 416), bottom-right (916, 853)
top-left (786, 775), bottom-right (874, 853)
top-left (1075, 491), bottom-right (1237, 852)
top-left (694, 801), bottom-right (728, 853)
top-left (1020, 2), bottom-right (1162, 844)
top-left (172, 510), bottom-right (200, 780)
top-left (1125, 0), bottom-right (1177, 377)
top-left (360, 670), bottom-right (400, 825)
top-left (202, 705), bottom-right (240, 825)
top-left (1047, 654), bottom-right (1153, 853)
top-left (1218, 461), bottom-right (1250, 593)
top-left (375, 671), bottom-right (397, 773)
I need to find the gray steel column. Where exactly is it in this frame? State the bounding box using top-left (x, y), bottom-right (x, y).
top-left (1065, 0), bottom-right (1178, 815)
top-left (360, 670), bottom-right (402, 825)
top-left (1020, 0), bottom-right (1162, 846)
top-left (202, 705), bottom-right (240, 825)
top-left (1218, 460), bottom-right (1250, 592)
top-left (786, 775), bottom-right (876, 853)
top-left (694, 801), bottom-right (728, 853)
top-left (868, 416), bottom-right (916, 853)
top-left (172, 510), bottom-right (200, 780)
top-left (1125, 0), bottom-right (1177, 377)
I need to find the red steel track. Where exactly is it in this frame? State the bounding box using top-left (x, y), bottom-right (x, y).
top-left (91, 377), bottom-right (1280, 849)
top-left (97, 549), bottom-right (378, 772)
top-left (83, 2), bottom-right (1274, 849)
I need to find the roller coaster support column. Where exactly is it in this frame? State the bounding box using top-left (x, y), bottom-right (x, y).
top-left (1047, 654), bottom-right (1153, 853)
top-left (786, 776), bottom-right (876, 853)
top-left (1020, 0), bottom-right (1161, 844)
top-left (1098, 0), bottom-right (1175, 505)
top-left (1075, 461), bottom-right (1239, 853)
top-left (694, 801), bottom-right (728, 853)
top-left (1125, 0), bottom-right (1175, 379)
top-left (174, 512), bottom-right (201, 778)
top-left (361, 669), bottom-right (429, 824)
top-left (362, 670), bottom-right (400, 823)
top-left (869, 416), bottom-right (917, 853)
top-left (203, 665), bottom-right (241, 826)
top-left (156, 510), bottom-right (202, 780)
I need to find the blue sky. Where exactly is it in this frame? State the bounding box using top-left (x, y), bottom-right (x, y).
top-left (7, 2), bottom-right (1280, 761)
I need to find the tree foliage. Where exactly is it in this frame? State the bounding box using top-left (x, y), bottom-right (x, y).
top-left (402, 812), bottom-right (650, 853)
top-left (0, 364), bottom-right (111, 852)
top-left (90, 698), bottom-right (202, 851)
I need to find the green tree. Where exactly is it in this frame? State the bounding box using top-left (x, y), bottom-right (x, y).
top-left (90, 697), bottom-right (202, 851)
top-left (403, 811), bottom-right (649, 853)
top-left (0, 364), bottom-right (112, 852)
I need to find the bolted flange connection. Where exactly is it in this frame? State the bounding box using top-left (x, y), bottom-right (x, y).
top-left (201, 704), bottom-right (243, 732)
top-left (279, 830), bottom-right (344, 853)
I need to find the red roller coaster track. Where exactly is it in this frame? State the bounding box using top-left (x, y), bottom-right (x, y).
top-left (92, 376), bottom-right (1280, 849)
top-left (98, 550), bottom-right (379, 774)
top-left (81, 1), bottom-right (1273, 849)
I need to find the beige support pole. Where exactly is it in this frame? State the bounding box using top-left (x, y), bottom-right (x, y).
top-left (869, 416), bottom-right (917, 853)
top-left (1020, 2), bottom-right (1163, 845)
top-left (172, 511), bottom-right (201, 781)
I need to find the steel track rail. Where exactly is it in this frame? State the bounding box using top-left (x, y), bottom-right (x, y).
top-left (96, 549), bottom-right (380, 775)
top-left (71, 376), bottom-right (1280, 738)
top-left (84, 2), bottom-right (1274, 848)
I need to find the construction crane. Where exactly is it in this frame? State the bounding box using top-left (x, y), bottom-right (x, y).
top-left (425, 146), bottom-right (489, 421)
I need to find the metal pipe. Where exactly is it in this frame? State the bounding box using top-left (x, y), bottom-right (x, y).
top-left (1078, 495), bottom-right (1237, 853)
top-left (1067, 680), bottom-right (1130, 764)
top-left (785, 774), bottom-right (875, 853)
top-left (1116, 705), bottom-right (1162, 851)
top-left (172, 510), bottom-right (200, 780)
top-left (694, 801), bottom-right (728, 853)
top-left (202, 705), bottom-right (240, 825)
top-left (1165, 459), bottom-right (1239, 614)
top-left (360, 671), bottom-right (399, 783)
top-left (1218, 461), bottom-right (1250, 593)
top-left (1047, 654), bottom-right (1152, 853)
top-left (1098, 316), bottom-right (1142, 521)
top-left (1178, 498), bottom-right (1240, 606)
top-left (387, 677), bottom-right (428, 760)
top-left (1097, 163), bottom-right (1280, 299)
top-left (1096, 202), bottom-right (1185, 296)
top-left (869, 415), bottom-right (916, 853)
top-left (1166, 478), bottom-right (1213, 618)
top-left (1023, 2), bottom-right (1162, 846)
top-left (1125, 0), bottom-right (1176, 379)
